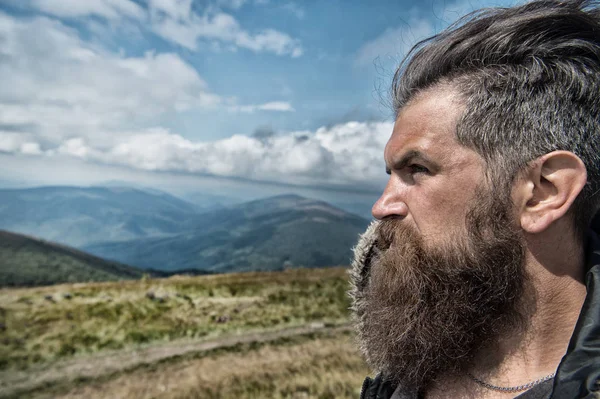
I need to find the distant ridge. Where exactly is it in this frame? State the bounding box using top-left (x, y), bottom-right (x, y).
top-left (0, 186), bottom-right (201, 247)
top-left (86, 194), bottom-right (370, 273)
top-left (0, 230), bottom-right (151, 287)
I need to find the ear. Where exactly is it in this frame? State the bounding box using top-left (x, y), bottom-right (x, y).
top-left (517, 151), bottom-right (587, 234)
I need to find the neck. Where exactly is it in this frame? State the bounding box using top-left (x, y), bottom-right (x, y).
top-left (426, 236), bottom-right (588, 399)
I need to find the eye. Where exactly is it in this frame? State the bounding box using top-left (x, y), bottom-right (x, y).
top-left (408, 164), bottom-right (429, 174)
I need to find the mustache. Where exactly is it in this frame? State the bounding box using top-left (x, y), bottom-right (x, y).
top-left (373, 217), bottom-right (422, 251)
top-left (373, 218), bottom-right (399, 251)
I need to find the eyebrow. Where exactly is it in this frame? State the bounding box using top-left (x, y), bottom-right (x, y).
top-left (385, 150), bottom-right (440, 174)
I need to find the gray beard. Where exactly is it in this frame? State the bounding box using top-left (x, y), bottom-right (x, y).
top-left (349, 189), bottom-right (529, 392)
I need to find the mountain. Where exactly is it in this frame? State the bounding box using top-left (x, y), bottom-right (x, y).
top-left (85, 194), bottom-right (370, 273)
top-left (175, 190), bottom-right (239, 210)
top-left (101, 181), bottom-right (235, 212)
top-left (0, 186), bottom-right (200, 247)
top-left (328, 199), bottom-right (376, 221)
top-left (0, 230), bottom-right (148, 287)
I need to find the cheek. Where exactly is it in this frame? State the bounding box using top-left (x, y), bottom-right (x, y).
top-left (410, 181), bottom-right (476, 231)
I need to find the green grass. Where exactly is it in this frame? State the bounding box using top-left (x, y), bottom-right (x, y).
top-left (0, 267), bottom-right (351, 370)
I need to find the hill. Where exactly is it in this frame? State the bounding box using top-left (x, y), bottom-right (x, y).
top-left (0, 267), bottom-right (365, 398)
top-left (0, 186), bottom-right (200, 247)
top-left (85, 194), bottom-right (370, 273)
top-left (0, 230), bottom-right (148, 286)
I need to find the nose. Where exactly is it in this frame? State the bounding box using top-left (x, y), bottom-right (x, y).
top-left (372, 182), bottom-right (409, 220)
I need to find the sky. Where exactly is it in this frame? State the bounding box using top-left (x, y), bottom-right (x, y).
top-left (0, 0), bottom-right (518, 209)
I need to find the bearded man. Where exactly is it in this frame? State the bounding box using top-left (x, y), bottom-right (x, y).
top-left (350, 1), bottom-right (600, 398)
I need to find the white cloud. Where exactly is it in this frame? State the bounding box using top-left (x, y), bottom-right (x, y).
top-left (30, 0), bottom-right (145, 20)
top-left (0, 12), bottom-right (220, 147)
top-left (216, 0), bottom-right (248, 10)
top-left (148, 0), bottom-right (303, 56)
top-left (28, 0), bottom-right (303, 57)
top-left (0, 132), bottom-right (42, 155)
top-left (355, 17), bottom-right (434, 67)
top-left (291, 47), bottom-right (303, 58)
top-left (231, 101), bottom-right (295, 113)
top-left (148, 0), bottom-right (193, 21)
top-left (259, 102), bottom-right (295, 112)
top-left (234, 28), bottom-right (303, 56)
top-left (20, 142), bottom-right (43, 155)
top-left (56, 137), bottom-right (98, 158)
top-left (355, 0), bottom-right (519, 68)
top-left (4, 121), bottom-right (392, 188)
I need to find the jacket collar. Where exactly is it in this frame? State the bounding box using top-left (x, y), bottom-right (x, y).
top-left (550, 230), bottom-right (600, 398)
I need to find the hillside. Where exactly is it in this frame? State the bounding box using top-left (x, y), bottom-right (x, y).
top-left (85, 194), bottom-right (370, 273)
top-left (0, 230), bottom-right (148, 286)
top-left (0, 186), bottom-right (200, 247)
top-left (0, 267), bottom-right (365, 398)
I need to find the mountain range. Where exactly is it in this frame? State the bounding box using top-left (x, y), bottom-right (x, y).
top-left (0, 186), bottom-right (202, 247)
top-left (0, 187), bottom-right (371, 276)
top-left (85, 194), bottom-right (370, 273)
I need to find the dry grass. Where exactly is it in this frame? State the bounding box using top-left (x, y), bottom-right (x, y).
top-left (0, 268), bottom-right (370, 398)
top-left (0, 267), bottom-right (351, 370)
top-left (53, 329), bottom-right (371, 399)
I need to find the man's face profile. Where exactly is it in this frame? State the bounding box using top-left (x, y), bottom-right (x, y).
top-left (352, 1), bottom-right (600, 397)
top-left (354, 87), bottom-right (531, 391)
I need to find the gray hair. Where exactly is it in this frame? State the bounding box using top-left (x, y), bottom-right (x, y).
top-left (392, 0), bottom-right (600, 239)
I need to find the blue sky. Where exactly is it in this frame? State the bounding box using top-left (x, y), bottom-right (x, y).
top-left (0, 0), bottom-right (517, 208)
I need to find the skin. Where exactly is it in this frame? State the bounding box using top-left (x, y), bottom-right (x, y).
top-left (372, 88), bottom-right (484, 243)
top-left (372, 86), bottom-right (588, 399)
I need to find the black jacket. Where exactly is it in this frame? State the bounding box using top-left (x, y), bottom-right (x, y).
top-left (358, 230), bottom-right (600, 399)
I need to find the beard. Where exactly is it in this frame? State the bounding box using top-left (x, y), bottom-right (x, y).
top-left (350, 185), bottom-right (530, 393)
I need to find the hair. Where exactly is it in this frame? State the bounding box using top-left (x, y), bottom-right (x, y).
top-left (392, 0), bottom-right (600, 239)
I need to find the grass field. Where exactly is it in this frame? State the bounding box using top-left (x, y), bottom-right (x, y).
top-left (0, 267), bottom-right (372, 398)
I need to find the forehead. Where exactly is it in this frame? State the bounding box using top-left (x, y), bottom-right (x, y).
top-left (385, 88), bottom-right (468, 162)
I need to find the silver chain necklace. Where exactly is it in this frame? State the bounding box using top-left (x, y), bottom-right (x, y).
top-left (468, 372), bottom-right (556, 393)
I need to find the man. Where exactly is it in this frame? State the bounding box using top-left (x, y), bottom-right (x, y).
top-left (350, 1), bottom-right (600, 398)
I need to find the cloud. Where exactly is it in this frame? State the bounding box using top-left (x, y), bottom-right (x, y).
top-left (355, 0), bottom-right (518, 68)
top-left (30, 0), bottom-right (145, 20)
top-left (282, 3), bottom-right (305, 19)
top-left (148, 0), bottom-right (303, 56)
top-left (216, 0), bottom-right (248, 10)
top-left (7, 121), bottom-right (392, 189)
top-left (0, 132), bottom-right (42, 155)
top-left (259, 102), bottom-right (295, 112)
top-left (436, 0), bottom-right (518, 25)
top-left (355, 16), bottom-right (434, 67)
top-left (0, 12), bottom-right (220, 147)
top-left (252, 125), bottom-right (276, 141)
top-left (27, 0), bottom-right (303, 57)
top-left (230, 101), bottom-right (295, 113)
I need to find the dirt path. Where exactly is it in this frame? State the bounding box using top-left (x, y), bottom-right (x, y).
top-left (0, 322), bottom-right (352, 398)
